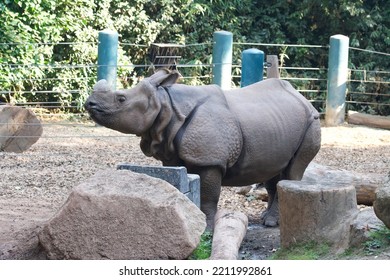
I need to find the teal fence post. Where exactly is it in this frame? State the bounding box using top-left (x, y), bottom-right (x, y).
top-left (325, 34), bottom-right (349, 126)
top-left (241, 48), bottom-right (264, 87)
top-left (97, 29), bottom-right (118, 90)
top-left (212, 31), bottom-right (233, 90)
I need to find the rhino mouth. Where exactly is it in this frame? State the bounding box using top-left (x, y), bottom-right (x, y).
top-left (88, 107), bottom-right (105, 113)
top-left (84, 100), bottom-right (107, 114)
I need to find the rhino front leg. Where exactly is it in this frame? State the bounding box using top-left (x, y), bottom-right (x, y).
top-left (195, 166), bottom-right (222, 230)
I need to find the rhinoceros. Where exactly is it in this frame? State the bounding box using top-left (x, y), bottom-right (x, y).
top-left (85, 69), bottom-right (321, 229)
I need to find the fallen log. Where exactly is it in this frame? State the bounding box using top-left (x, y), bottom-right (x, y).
top-left (303, 162), bottom-right (385, 206)
top-left (0, 105), bottom-right (43, 153)
top-left (209, 209), bottom-right (248, 260)
top-left (347, 110), bottom-right (390, 130)
top-left (235, 163), bottom-right (384, 206)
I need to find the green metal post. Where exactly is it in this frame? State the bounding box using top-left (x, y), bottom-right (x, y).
top-left (241, 48), bottom-right (264, 87)
top-left (212, 31), bottom-right (233, 90)
top-left (97, 29), bottom-right (118, 90)
top-left (325, 34), bottom-right (349, 126)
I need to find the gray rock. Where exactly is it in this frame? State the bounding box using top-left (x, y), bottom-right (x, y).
top-left (38, 169), bottom-right (206, 260)
top-left (350, 207), bottom-right (385, 247)
top-left (374, 174), bottom-right (390, 229)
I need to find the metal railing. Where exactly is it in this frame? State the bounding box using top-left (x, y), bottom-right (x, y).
top-left (1, 40), bottom-right (389, 117)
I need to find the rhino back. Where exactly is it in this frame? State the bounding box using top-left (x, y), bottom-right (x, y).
top-left (223, 79), bottom-right (318, 184)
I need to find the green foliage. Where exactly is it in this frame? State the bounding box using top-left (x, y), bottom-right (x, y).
top-left (269, 241), bottom-right (331, 260)
top-left (0, 0), bottom-right (99, 108)
top-left (0, 0), bottom-right (389, 114)
top-left (364, 226), bottom-right (390, 255)
top-left (189, 230), bottom-right (213, 260)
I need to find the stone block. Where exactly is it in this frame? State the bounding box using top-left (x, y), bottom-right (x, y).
top-left (117, 163), bottom-right (200, 208)
top-left (188, 174), bottom-right (200, 208)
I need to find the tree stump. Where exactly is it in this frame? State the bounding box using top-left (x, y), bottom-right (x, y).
top-left (0, 105), bottom-right (42, 153)
top-left (210, 209), bottom-right (248, 260)
top-left (278, 180), bottom-right (359, 252)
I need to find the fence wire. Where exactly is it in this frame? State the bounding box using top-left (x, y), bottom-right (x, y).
top-left (0, 41), bottom-right (389, 150)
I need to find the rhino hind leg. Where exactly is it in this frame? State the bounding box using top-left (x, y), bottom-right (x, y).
top-left (260, 118), bottom-right (321, 227)
top-left (285, 117), bottom-right (321, 181)
top-left (260, 175), bottom-right (281, 227)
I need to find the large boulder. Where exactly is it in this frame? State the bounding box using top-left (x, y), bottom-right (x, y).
top-left (38, 169), bottom-right (206, 260)
top-left (374, 174), bottom-right (390, 229)
top-left (0, 105), bottom-right (42, 153)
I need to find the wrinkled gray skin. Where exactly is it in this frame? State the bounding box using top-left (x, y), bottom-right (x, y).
top-left (85, 69), bottom-right (321, 229)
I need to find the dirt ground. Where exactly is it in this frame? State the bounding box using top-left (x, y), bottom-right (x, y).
top-left (0, 119), bottom-right (389, 260)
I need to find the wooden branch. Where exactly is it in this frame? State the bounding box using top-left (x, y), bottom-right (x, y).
top-left (210, 209), bottom-right (248, 260)
top-left (348, 110), bottom-right (390, 130)
top-left (266, 55), bottom-right (280, 79)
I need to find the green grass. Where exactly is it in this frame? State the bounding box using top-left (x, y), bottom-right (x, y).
top-left (364, 226), bottom-right (390, 255)
top-left (269, 241), bottom-right (331, 260)
top-left (270, 226), bottom-right (390, 260)
top-left (189, 231), bottom-right (213, 260)
top-left (337, 225), bottom-right (390, 259)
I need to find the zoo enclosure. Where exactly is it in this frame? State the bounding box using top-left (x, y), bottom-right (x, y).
top-left (0, 30), bottom-right (389, 123)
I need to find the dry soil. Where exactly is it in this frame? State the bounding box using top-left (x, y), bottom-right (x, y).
top-left (0, 120), bottom-right (389, 259)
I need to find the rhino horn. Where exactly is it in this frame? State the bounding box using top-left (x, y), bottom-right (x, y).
top-left (149, 69), bottom-right (182, 87)
top-left (93, 79), bottom-right (112, 92)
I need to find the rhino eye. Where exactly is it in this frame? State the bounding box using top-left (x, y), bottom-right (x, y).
top-left (117, 95), bottom-right (126, 103)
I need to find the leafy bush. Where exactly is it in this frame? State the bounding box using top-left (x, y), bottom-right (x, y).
top-left (188, 230), bottom-right (213, 260)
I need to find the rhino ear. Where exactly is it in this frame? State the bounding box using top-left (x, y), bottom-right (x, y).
top-left (149, 69), bottom-right (181, 87)
top-left (93, 79), bottom-right (111, 92)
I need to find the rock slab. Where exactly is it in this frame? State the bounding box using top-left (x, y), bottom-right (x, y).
top-left (38, 169), bottom-right (206, 260)
top-left (374, 174), bottom-right (390, 229)
top-left (0, 105), bottom-right (42, 152)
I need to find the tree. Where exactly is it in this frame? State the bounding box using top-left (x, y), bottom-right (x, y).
top-left (0, 0), bottom-right (388, 113)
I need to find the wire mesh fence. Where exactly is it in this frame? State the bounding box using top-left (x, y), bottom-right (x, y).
top-left (1, 40), bottom-right (389, 151)
top-left (347, 47), bottom-right (390, 115)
